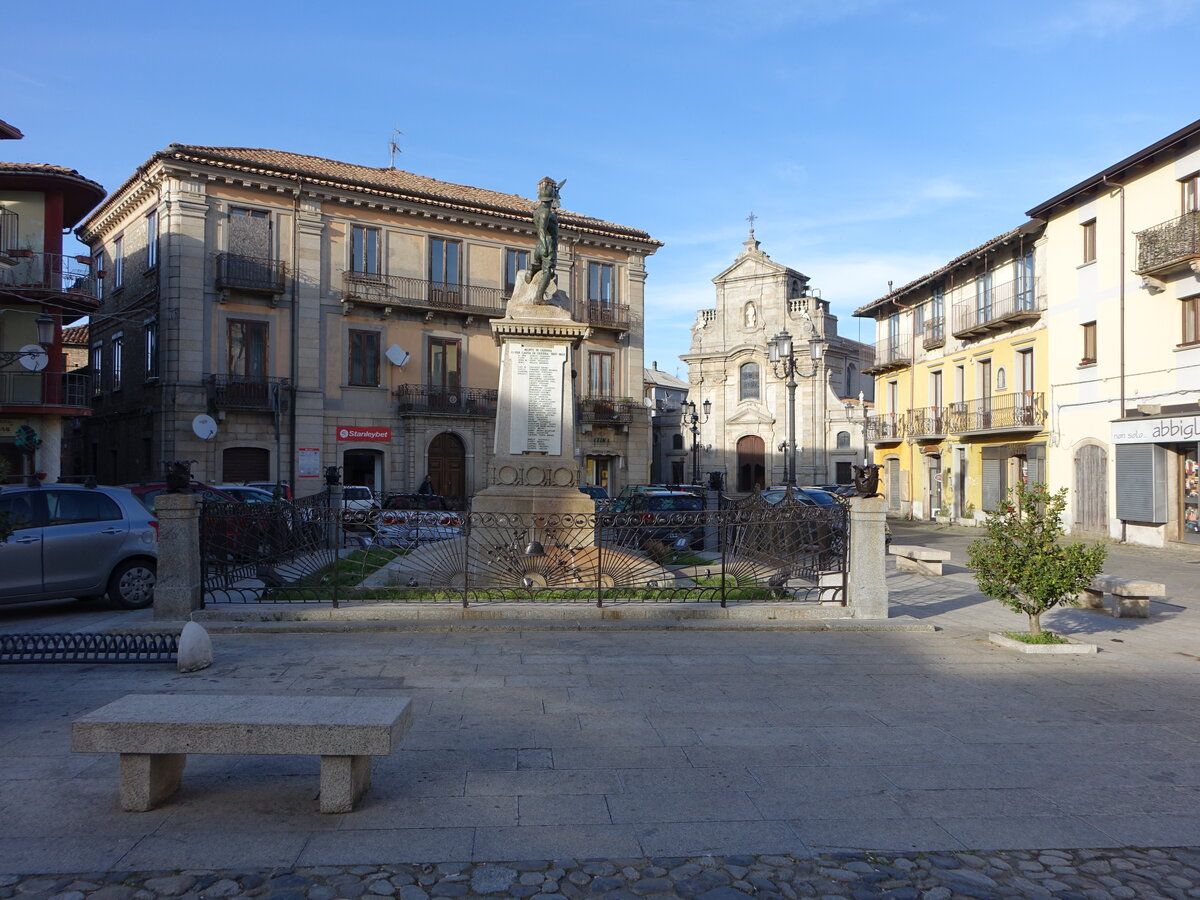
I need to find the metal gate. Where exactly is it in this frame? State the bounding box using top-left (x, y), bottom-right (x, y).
top-left (199, 489), bottom-right (848, 607)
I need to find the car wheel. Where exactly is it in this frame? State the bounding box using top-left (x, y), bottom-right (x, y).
top-left (108, 559), bottom-right (157, 610)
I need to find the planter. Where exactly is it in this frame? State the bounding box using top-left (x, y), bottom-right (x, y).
top-left (988, 632), bottom-right (1099, 654)
top-left (934, 516), bottom-right (951, 525)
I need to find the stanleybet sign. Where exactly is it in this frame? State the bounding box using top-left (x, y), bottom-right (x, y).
top-left (336, 426), bottom-right (391, 442)
top-left (1111, 415), bottom-right (1200, 444)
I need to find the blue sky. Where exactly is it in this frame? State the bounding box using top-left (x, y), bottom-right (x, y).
top-left (5, 0), bottom-right (1198, 378)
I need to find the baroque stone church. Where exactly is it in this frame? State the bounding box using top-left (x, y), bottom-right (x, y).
top-left (680, 230), bottom-right (875, 491)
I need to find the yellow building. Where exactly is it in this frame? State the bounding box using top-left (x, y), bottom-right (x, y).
top-left (854, 224), bottom-right (1048, 521)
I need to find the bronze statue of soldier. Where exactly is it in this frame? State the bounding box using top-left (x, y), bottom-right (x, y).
top-left (526, 176), bottom-right (566, 304)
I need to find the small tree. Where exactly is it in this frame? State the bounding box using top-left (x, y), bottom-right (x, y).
top-left (967, 482), bottom-right (1106, 636)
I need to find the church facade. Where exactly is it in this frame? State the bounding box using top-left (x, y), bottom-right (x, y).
top-left (680, 231), bottom-right (874, 491)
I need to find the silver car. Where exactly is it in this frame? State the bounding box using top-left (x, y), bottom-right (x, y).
top-left (0, 483), bottom-right (158, 609)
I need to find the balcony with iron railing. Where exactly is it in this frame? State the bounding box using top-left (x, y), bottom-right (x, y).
top-left (1135, 210), bottom-right (1200, 276)
top-left (579, 395), bottom-right (636, 426)
top-left (342, 270), bottom-right (508, 318)
top-left (907, 406), bottom-right (948, 439)
top-left (0, 370), bottom-right (91, 411)
top-left (205, 375), bottom-right (290, 411)
top-left (952, 277), bottom-right (1044, 339)
top-left (861, 336), bottom-right (912, 375)
top-left (947, 392), bottom-right (1046, 436)
top-left (0, 251), bottom-right (99, 309)
top-left (395, 385), bottom-right (498, 417)
top-left (574, 299), bottom-right (631, 332)
top-left (216, 253), bottom-right (287, 295)
top-left (922, 316), bottom-right (946, 350)
top-left (864, 413), bottom-right (905, 442)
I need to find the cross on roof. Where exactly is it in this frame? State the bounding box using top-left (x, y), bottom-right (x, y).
top-left (747, 211), bottom-right (757, 231)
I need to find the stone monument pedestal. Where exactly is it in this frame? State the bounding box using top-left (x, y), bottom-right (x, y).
top-left (471, 273), bottom-right (594, 523)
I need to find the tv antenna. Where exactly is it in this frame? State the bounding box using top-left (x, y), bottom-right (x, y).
top-left (388, 129), bottom-right (403, 168)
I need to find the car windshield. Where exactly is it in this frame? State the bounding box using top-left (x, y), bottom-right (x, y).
top-left (344, 487), bottom-right (372, 500)
top-left (646, 496), bottom-right (702, 511)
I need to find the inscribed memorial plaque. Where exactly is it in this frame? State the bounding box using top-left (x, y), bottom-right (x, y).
top-left (508, 343), bottom-right (566, 454)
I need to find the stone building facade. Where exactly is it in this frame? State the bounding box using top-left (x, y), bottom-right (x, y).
top-left (680, 232), bottom-right (874, 490)
top-left (75, 145), bottom-right (659, 502)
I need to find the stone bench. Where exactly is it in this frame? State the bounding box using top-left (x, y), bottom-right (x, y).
top-left (1081, 575), bottom-right (1165, 618)
top-left (71, 694), bottom-right (412, 813)
top-left (889, 544), bottom-right (952, 576)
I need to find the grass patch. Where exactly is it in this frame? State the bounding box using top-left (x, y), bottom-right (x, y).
top-left (664, 550), bottom-right (711, 566)
top-left (1002, 630), bottom-right (1070, 645)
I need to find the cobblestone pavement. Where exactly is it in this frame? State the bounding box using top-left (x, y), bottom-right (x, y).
top-left (5, 848), bottom-right (1200, 900)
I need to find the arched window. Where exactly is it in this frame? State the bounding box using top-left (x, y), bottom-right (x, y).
top-left (739, 362), bottom-right (760, 401)
top-left (846, 363), bottom-right (857, 396)
top-left (996, 367), bottom-right (1007, 390)
top-left (836, 431), bottom-right (850, 449)
top-left (672, 434), bottom-right (684, 450)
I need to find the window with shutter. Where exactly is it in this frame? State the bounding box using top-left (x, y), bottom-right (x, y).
top-left (982, 457), bottom-right (1003, 511)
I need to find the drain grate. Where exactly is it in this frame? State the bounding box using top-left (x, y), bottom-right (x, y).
top-left (0, 632), bottom-right (179, 664)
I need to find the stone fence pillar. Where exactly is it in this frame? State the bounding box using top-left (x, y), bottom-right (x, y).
top-left (846, 495), bottom-right (889, 618)
top-left (153, 493), bottom-right (202, 621)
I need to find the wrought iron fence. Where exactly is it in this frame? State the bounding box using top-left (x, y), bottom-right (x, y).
top-left (951, 276), bottom-right (1043, 337)
top-left (396, 385), bottom-right (498, 417)
top-left (0, 251), bottom-right (98, 300)
top-left (579, 396), bottom-right (636, 425)
top-left (342, 270), bottom-right (508, 317)
top-left (206, 374), bottom-right (290, 411)
top-left (199, 490), bottom-right (847, 607)
top-left (216, 253), bottom-right (287, 294)
top-left (1135, 210), bottom-right (1200, 274)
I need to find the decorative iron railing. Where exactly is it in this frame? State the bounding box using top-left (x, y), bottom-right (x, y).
top-left (862, 336), bottom-right (912, 374)
top-left (951, 277), bottom-right (1043, 337)
top-left (199, 490), bottom-right (848, 606)
top-left (396, 385), bottom-right (498, 417)
top-left (205, 374), bottom-right (290, 411)
top-left (574, 300), bottom-right (631, 331)
top-left (0, 251), bottom-right (98, 302)
top-left (948, 392), bottom-right (1046, 433)
top-left (922, 316), bottom-right (945, 350)
top-left (216, 253), bottom-right (287, 294)
top-left (342, 270), bottom-right (508, 317)
top-left (0, 370), bottom-right (91, 408)
top-left (579, 396), bottom-right (636, 425)
top-left (907, 406), bottom-right (948, 438)
top-left (1135, 210), bottom-right (1200, 275)
top-left (864, 413), bottom-right (905, 441)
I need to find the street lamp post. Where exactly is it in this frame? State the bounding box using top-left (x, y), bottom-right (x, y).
top-left (681, 398), bottom-right (711, 485)
top-left (768, 326), bottom-right (826, 486)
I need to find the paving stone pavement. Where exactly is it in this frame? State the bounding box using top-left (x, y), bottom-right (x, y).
top-left (3, 848), bottom-right (1200, 900)
top-left (2, 523), bottom-right (1200, 895)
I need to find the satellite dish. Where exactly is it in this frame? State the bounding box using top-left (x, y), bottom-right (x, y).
top-left (192, 414), bottom-right (218, 440)
top-left (17, 345), bottom-right (48, 372)
top-left (386, 345), bottom-right (410, 367)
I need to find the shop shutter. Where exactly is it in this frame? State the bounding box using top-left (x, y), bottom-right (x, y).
top-left (982, 457), bottom-right (1003, 511)
top-left (887, 458), bottom-right (901, 512)
top-left (1115, 444), bottom-right (1168, 523)
top-left (222, 446), bottom-right (270, 482)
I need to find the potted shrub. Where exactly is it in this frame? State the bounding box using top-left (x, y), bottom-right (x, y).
top-left (968, 482), bottom-right (1106, 642)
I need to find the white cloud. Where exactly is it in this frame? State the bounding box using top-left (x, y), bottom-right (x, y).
top-left (993, 0), bottom-right (1192, 46)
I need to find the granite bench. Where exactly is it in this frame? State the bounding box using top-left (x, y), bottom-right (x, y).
top-left (1081, 575), bottom-right (1165, 618)
top-left (889, 544), bottom-right (952, 576)
top-left (71, 694), bottom-right (412, 813)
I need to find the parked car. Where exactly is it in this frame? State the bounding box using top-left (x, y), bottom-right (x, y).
top-left (380, 492), bottom-right (461, 527)
top-left (621, 489), bottom-right (706, 550)
top-left (341, 485), bottom-right (380, 524)
top-left (214, 484), bottom-right (280, 504)
top-left (0, 482), bottom-right (158, 609)
top-left (578, 485), bottom-right (609, 503)
top-left (245, 481), bottom-right (292, 500)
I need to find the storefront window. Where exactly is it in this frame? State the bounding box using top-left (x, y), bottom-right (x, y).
top-left (1185, 447), bottom-right (1199, 542)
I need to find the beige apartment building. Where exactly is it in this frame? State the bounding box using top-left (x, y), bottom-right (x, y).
top-left (681, 231), bottom-right (874, 490)
top-left (1029, 118), bottom-right (1200, 547)
top-left (76, 145), bottom-right (659, 502)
